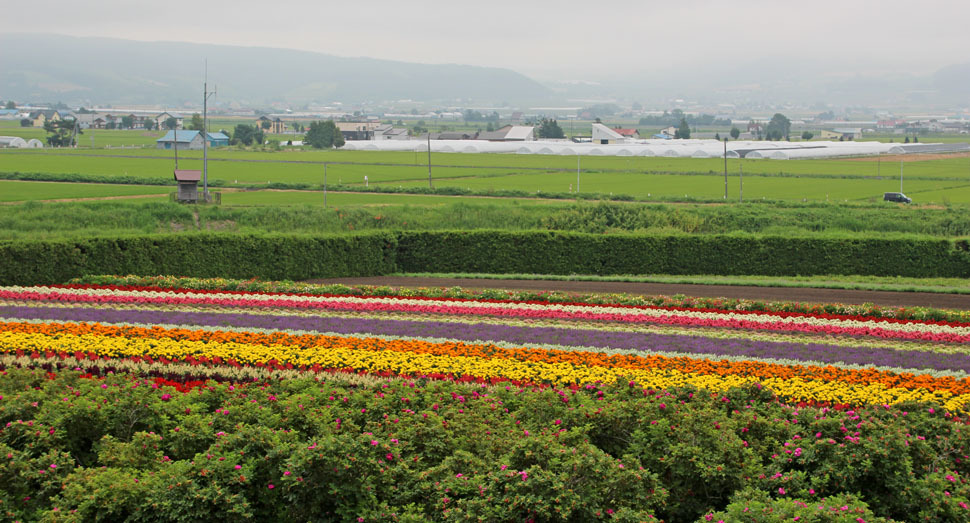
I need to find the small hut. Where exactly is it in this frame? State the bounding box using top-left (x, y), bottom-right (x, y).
top-left (174, 170), bottom-right (202, 203)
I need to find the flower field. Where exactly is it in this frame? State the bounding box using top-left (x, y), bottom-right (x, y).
top-left (4, 282), bottom-right (970, 413)
top-left (3, 277), bottom-right (970, 520)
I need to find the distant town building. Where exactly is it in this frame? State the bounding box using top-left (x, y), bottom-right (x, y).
top-left (156, 130), bottom-right (230, 150)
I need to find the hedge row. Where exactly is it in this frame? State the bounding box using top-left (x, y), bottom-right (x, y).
top-left (2, 230), bottom-right (969, 285)
top-left (0, 233), bottom-right (397, 285)
top-left (395, 230), bottom-right (970, 279)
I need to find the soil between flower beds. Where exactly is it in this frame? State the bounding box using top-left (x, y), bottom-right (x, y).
top-left (309, 276), bottom-right (970, 310)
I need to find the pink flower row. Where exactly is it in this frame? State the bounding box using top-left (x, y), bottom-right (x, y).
top-left (4, 288), bottom-right (969, 345)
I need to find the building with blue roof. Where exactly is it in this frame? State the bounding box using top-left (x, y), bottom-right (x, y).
top-left (156, 130), bottom-right (230, 150)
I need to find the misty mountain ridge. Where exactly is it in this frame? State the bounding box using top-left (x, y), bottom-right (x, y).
top-left (1, 33), bottom-right (967, 111)
top-left (0, 34), bottom-right (551, 107)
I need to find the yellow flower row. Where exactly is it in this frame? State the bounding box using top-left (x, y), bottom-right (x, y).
top-left (3, 330), bottom-right (967, 412)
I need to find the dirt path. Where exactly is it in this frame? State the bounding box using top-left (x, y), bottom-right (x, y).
top-left (306, 276), bottom-right (970, 309)
top-left (0, 193), bottom-right (169, 205)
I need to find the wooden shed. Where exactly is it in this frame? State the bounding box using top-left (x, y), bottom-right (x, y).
top-left (174, 170), bottom-right (202, 202)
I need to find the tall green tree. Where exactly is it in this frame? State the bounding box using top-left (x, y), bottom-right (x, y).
top-left (4, 101), bottom-right (15, 109)
top-left (730, 127), bottom-right (740, 140)
top-left (765, 113), bottom-right (791, 141)
top-left (189, 113), bottom-right (204, 131)
top-left (674, 117), bottom-right (690, 139)
top-left (537, 118), bottom-right (564, 139)
top-left (231, 124), bottom-right (263, 146)
top-left (304, 120), bottom-right (344, 149)
top-left (43, 118), bottom-right (81, 147)
top-left (120, 115), bottom-right (134, 129)
top-left (164, 117), bottom-right (178, 130)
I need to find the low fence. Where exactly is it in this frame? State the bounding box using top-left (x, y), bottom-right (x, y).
top-left (169, 191), bottom-right (221, 204)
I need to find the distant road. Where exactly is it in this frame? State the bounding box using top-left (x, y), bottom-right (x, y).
top-left (307, 276), bottom-right (970, 310)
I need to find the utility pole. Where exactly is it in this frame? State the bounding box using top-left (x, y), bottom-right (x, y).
top-left (723, 139), bottom-right (728, 199)
top-left (323, 162), bottom-right (328, 208)
top-left (174, 126), bottom-right (178, 169)
top-left (427, 132), bottom-right (432, 189)
top-left (739, 163), bottom-right (743, 203)
top-left (576, 155), bottom-right (580, 194)
top-left (202, 61), bottom-right (216, 202)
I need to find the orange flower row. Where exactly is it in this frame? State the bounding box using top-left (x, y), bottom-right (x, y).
top-left (3, 320), bottom-right (966, 396)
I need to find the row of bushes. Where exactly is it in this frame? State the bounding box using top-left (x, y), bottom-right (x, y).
top-left (0, 233), bottom-right (397, 285)
top-left (0, 368), bottom-right (965, 522)
top-left (2, 230), bottom-right (969, 285)
top-left (395, 230), bottom-right (970, 278)
top-left (0, 171), bottom-right (226, 187)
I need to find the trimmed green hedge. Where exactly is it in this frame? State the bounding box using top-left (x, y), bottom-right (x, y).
top-left (2, 230), bottom-right (969, 285)
top-left (0, 233), bottom-right (397, 285)
top-left (396, 230), bottom-right (970, 278)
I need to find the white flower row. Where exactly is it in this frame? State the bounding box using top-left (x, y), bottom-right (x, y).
top-left (7, 286), bottom-right (970, 337)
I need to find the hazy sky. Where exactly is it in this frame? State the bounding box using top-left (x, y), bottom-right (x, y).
top-left (5, 0), bottom-right (968, 79)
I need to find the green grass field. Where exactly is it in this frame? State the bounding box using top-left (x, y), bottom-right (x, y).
top-left (0, 121), bottom-right (164, 147)
top-left (5, 145), bottom-right (970, 177)
top-left (0, 181), bottom-right (171, 202)
top-left (2, 145), bottom-right (970, 204)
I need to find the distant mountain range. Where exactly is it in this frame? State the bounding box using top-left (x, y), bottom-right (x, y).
top-left (0, 34), bottom-right (551, 107)
top-left (2, 33), bottom-right (968, 111)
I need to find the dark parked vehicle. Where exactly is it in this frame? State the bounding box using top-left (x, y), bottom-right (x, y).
top-left (884, 192), bottom-right (912, 203)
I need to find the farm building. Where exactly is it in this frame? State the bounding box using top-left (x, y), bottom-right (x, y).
top-left (174, 170), bottom-right (202, 203)
top-left (614, 128), bottom-right (640, 139)
top-left (592, 123), bottom-right (627, 144)
top-left (257, 116), bottom-right (286, 134)
top-left (478, 125), bottom-right (535, 141)
top-left (155, 112), bottom-right (183, 130)
top-left (0, 136), bottom-right (28, 148)
top-left (156, 130), bottom-right (230, 150)
top-left (336, 122), bottom-right (379, 141)
top-left (433, 131), bottom-right (478, 140)
top-left (27, 110), bottom-right (62, 127)
top-left (374, 124), bottom-right (409, 140)
top-left (820, 129), bottom-right (862, 141)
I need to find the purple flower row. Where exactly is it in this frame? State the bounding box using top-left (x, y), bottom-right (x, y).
top-left (2, 305), bottom-right (967, 374)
